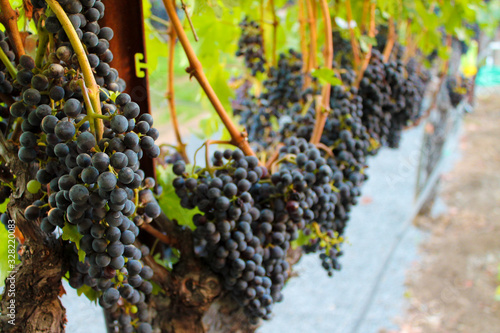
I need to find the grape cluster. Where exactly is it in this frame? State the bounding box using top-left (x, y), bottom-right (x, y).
top-left (0, 31), bottom-right (15, 96)
top-left (173, 150), bottom-right (282, 319)
top-left (332, 30), bottom-right (354, 67)
top-left (33, 0), bottom-right (124, 93)
top-left (6, 1), bottom-right (163, 331)
top-left (447, 75), bottom-right (470, 108)
top-left (261, 50), bottom-right (305, 111)
top-left (17, 71), bottom-right (158, 332)
top-left (233, 50), bottom-right (316, 150)
top-left (173, 136), bottom-right (345, 317)
top-left (375, 47), bottom-right (429, 148)
top-left (236, 17), bottom-right (266, 76)
top-left (357, 49), bottom-right (393, 146)
top-left (277, 68), bottom-right (370, 274)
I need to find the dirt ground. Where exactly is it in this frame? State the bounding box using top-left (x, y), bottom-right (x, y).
top-left (385, 95), bottom-right (500, 333)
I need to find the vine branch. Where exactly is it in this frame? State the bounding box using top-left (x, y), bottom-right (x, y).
top-left (305, 0), bottom-right (317, 71)
top-left (46, 0), bottom-right (103, 141)
top-left (310, 0), bottom-right (333, 145)
top-left (0, 45), bottom-right (17, 78)
top-left (180, 0), bottom-right (198, 42)
top-left (260, 0), bottom-right (266, 61)
top-left (269, 0), bottom-right (278, 67)
top-left (167, 27), bottom-right (188, 163)
top-left (0, 0), bottom-right (25, 59)
top-left (355, 2), bottom-right (376, 88)
top-left (298, 0), bottom-right (309, 73)
top-left (140, 223), bottom-right (176, 247)
top-left (345, 0), bottom-right (360, 70)
top-left (162, 0), bottom-right (256, 157)
top-left (383, 17), bottom-right (396, 62)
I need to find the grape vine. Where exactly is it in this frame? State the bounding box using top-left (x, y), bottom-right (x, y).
top-left (0, 0), bottom-right (489, 332)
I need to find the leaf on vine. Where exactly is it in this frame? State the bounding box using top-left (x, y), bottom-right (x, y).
top-left (76, 284), bottom-right (100, 303)
top-left (62, 224), bottom-right (85, 262)
top-left (311, 68), bottom-right (342, 86)
top-left (194, 0), bottom-right (223, 17)
top-left (290, 229), bottom-right (314, 249)
top-left (156, 164), bottom-right (199, 230)
top-left (359, 35), bottom-right (377, 53)
top-left (0, 198), bottom-right (9, 214)
top-left (153, 248), bottom-right (180, 271)
top-left (150, 281), bottom-right (165, 295)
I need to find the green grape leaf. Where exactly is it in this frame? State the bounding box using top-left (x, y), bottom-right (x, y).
top-left (152, 248), bottom-right (180, 271)
top-left (61, 224), bottom-right (85, 262)
top-left (0, 198), bottom-right (9, 214)
top-left (156, 164), bottom-right (199, 230)
top-left (311, 68), bottom-right (342, 86)
top-left (150, 281), bottom-right (165, 295)
top-left (195, 114), bottom-right (221, 140)
top-left (76, 284), bottom-right (100, 303)
top-left (359, 35), bottom-right (377, 53)
top-left (290, 230), bottom-right (314, 249)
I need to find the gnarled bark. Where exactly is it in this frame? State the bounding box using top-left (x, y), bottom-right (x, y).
top-left (0, 140), bottom-right (66, 333)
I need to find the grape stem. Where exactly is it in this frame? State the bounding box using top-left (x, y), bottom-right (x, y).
top-left (162, 0), bottom-right (256, 157)
top-left (270, 154), bottom-right (296, 174)
top-left (74, 115), bottom-right (89, 130)
top-left (315, 142), bottom-right (334, 157)
top-left (310, 0), bottom-right (333, 145)
top-left (78, 80), bottom-right (99, 138)
top-left (180, 0), bottom-right (199, 42)
top-left (166, 27), bottom-right (189, 163)
top-left (382, 17), bottom-right (396, 63)
top-left (35, 20), bottom-right (50, 69)
top-left (191, 140), bottom-right (232, 176)
top-left (0, 45), bottom-right (17, 79)
top-left (345, 0), bottom-right (361, 70)
top-left (269, 0), bottom-right (278, 67)
top-left (354, 2), bottom-right (376, 88)
top-left (46, 0), bottom-right (104, 141)
top-left (264, 143), bottom-right (284, 170)
top-left (11, 118), bottom-right (23, 143)
top-left (0, 0), bottom-right (25, 60)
